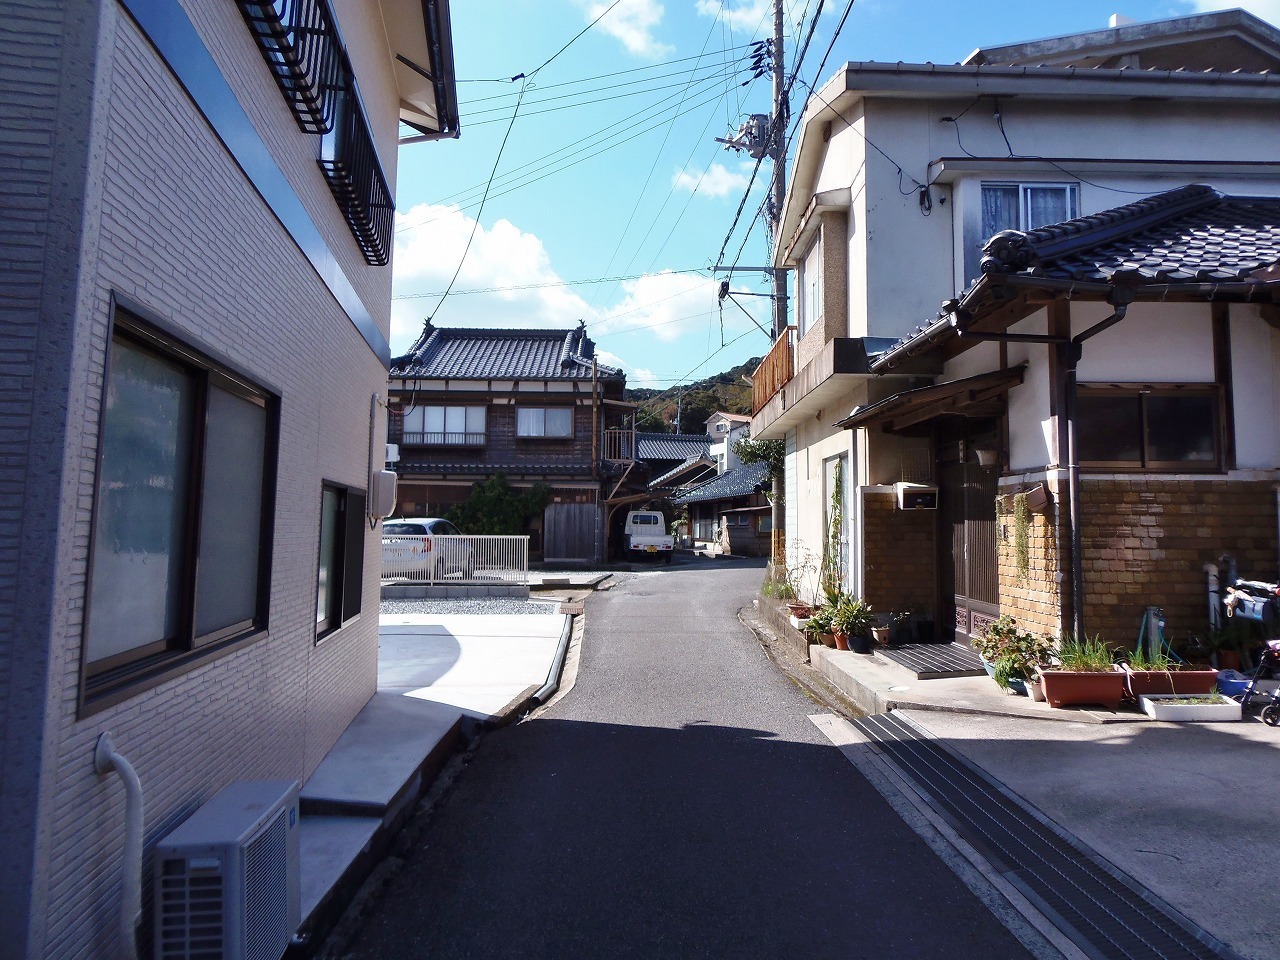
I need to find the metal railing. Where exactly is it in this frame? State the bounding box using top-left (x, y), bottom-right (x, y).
top-left (752, 325), bottom-right (795, 414)
top-left (381, 534), bottom-right (529, 584)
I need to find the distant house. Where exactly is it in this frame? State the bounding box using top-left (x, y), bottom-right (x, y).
top-left (706, 411), bottom-right (751, 473)
top-left (675, 462), bottom-right (774, 556)
top-left (0, 0), bottom-right (458, 955)
top-left (388, 321), bottom-right (639, 563)
top-left (636, 432), bottom-right (712, 479)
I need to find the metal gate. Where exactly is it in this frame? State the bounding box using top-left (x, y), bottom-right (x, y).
top-left (939, 420), bottom-right (1000, 644)
top-left (544, 501), bottom-right (599, 563)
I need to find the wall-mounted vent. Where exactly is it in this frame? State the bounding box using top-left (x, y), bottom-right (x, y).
top-left (154, 780), bottom-right (300, 960)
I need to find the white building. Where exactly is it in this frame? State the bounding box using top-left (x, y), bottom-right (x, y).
top-left (0, 0), bottom-right (457, 955)
top-left (750, 9), bottom-right (1280, 643)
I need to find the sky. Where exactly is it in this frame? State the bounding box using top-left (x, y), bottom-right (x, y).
top-left (391, 0), bottom-right (1279, 396)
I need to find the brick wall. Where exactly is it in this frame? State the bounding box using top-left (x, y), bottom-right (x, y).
top-left (1080, 478), bottom-right (1278, 642)
top-left (12, 5), bottom-right (398, 956)
top-left (996, 484), bottom-right (1064, 638)
top-left (861, 491), bottom-right (936, 618)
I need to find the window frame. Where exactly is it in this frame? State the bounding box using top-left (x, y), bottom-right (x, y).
top-left (401, 404), bottom-right (487, 446)
top-left (1076, 383), bottom-right (1224, 472)
top-left (316, 481), bottom-right (366, 641)
top-left (80, 306), bottom-right (278, 713)
top-left (516, 406), bottom-right (575, 439)
top-left (981, 181), bottom-right (1079, 235)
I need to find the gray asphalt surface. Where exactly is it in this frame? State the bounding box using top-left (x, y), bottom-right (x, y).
top-left (342, 557), bottom-right (1033, 959)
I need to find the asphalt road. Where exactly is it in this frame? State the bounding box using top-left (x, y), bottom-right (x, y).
top-left (342, 557), bottom-right (1033, 959)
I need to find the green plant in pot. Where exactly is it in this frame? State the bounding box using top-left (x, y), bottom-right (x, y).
top-left (1041, 635), bottom-right (1126, 710)
top-left (831, 596), bottom-right (875, 653)
top-left (804, 604), bottom-right (837, 648)
top-left (1121, 645), bottom-right (1217, 699)
top-left (971, 615), bottom-right (1052, 697)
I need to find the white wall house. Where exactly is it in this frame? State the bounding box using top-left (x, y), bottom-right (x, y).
top-left (750, 9), bottom-right (1280, 639)
top-left (706, 411), bottom-right (751, 473)
top-left (0, 0), bottom-right (457, 956)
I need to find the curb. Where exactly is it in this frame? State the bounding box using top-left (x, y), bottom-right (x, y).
top-left (484, 612), bottom-right (577, 728)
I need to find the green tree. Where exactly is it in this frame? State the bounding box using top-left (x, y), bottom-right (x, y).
top-left (732, 433), bottom-right (785, 481)
top-left (446, 473), bottom-right (551, 535)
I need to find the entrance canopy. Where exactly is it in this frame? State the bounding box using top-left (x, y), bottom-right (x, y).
top-left (836, 365), bottom-right (1027, 433)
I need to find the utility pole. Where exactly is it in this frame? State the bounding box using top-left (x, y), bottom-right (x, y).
top-left (768, 0), bottom-right (788, 568)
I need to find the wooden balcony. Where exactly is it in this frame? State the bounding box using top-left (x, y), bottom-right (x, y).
top-left (602, 427), bottom-right (636, 462)
top-left (752, 326), bottom-right (795, 414)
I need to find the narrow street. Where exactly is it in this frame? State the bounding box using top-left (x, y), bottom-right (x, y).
top-left (341, 560), bottom-right (1034, 959)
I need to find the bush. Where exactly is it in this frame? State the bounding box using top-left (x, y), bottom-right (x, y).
top-left (973, 615), bottom-right (1053, 688)
top-left (446, 473), bottom-right (550, 536)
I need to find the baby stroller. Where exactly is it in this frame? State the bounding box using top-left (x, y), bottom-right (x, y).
top-left (1223, 579), bottom-right (1280, 726)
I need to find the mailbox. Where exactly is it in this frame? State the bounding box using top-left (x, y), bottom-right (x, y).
top-left (895, 482), bottom-right (938, 511)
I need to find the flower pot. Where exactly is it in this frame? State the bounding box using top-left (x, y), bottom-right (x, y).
top-left (832, 629), bottom-right (850, 651)
top-left (1123, 667), bottom-right (1218, 700)
top-left (1216, 650), bottom-right (1242, 671)
top-left (1039, 670), bottom-right (1127, 710)
top-left (1140, 693), bottom-right (1241, 722)
top-left (849, 630), bottom-right (873, 654)
top-left (871, 626), bottom-right (892, 647)
top-left (785, 602), bottom-right (812, 619)
top-left (818, 631), bottom-right (837, 649)
top-left (1026, 677), bottom-right (1046, 702)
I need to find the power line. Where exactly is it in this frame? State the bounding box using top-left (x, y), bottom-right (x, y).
top-left (392, 269), bottom-right (705, 300)
top-left (528, 0), bottom-right (625, 78)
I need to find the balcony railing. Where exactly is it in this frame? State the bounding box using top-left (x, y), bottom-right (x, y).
top-left (752, 325), bottom-right (795, 415)
top-left (400, 431), bottom-right (486, 447)
top-left (235, 0), bottom-right (345, 133)
top-left (602, 427), bottom-right (636, 462)
top-left (381, 535), bottom-right (529, 585)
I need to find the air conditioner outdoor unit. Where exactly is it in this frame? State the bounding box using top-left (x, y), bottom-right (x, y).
top-left (895, 481), bottom-right (939, 511)
top-left (154, 780), bottom-right (301, 960)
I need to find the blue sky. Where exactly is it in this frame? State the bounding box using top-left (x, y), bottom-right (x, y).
top-left (391, 0), bottom-right (1273, 393)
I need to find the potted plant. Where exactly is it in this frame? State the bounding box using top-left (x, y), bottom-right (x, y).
top-left (1139, 693), bottom-right (1241, 722)
top-left (832, 596), bottom-right (875, 654)
top-left (1040, 636), bottom-right (1127, 710)
top-left (1121, 646), bottom-right (1218, 699)
top-left (971, 615), bottom-right (1052, 697)
top-left (804, 604), bottom-right (837, 648)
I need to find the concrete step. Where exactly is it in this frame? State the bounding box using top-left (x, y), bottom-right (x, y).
top-left (299, 691), bottom-right (463, 818)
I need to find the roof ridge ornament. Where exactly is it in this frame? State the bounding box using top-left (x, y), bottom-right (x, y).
top-left (980, 230), bottom-right (1037, 274)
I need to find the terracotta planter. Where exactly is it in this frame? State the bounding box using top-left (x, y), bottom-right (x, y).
top-left (1124, 668), bottom-right (1218, 700)
top-left (817, 631), bottom-right (837, 649)
top-left (785, 602), bottom-right (813, 619)
top-left (832, 629), bottom-right (850, 651)
top-left (1216, 650), bottom-right (1242, 671)
top-left (871, 626), bottom-right (892, 647)
top-left (1040, 670), bottom-right (1127, 710)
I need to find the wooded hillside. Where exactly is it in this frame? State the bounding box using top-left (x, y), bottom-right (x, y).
top-left (625, 358), bottom-right (760, 434)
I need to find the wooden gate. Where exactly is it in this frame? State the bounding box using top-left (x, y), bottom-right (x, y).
top-left (543, 501), bottom-right (599, 563)
top-left (939, 420), bottom-right (1000, 644)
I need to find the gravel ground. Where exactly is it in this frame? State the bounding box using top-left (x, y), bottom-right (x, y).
top-left (380, 598), bottom-right (560, 616)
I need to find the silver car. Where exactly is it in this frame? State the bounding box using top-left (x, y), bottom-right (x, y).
top-left (382, 518), bottom-right (474, 580)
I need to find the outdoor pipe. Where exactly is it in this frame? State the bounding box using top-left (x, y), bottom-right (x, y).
top-left (94, 733), bottom-right (143, 960)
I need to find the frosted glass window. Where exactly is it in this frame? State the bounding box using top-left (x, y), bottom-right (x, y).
top-left (194, 387), bottom-right (266, 639)
top-left (466, 407), bottom-right (485, 432)
top-left (87, 339), bottom-right (195, 665)
top-left (546, 407), bottom-right (573, 437)
top-left (444, 406), bottom-right (465, 433)
top-left (517, 407), bottom-right (544, 436)
top-left (424, 407), bottom-right (445, 433)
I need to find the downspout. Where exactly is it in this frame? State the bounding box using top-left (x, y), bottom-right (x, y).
top-left (94, 733), bottom-right (143, 960)
top-left (1064, 297), bottom-right (1131, 642)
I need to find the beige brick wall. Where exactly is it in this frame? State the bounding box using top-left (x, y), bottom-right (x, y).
top-left (1079, 477), bottom-right (1278, 643)
top-left (19, 4), bottom-right (399, 956)
top-left (862, 491), bottom-right (936, 618)
top-left (996, 484), bottom-right (1064, 638)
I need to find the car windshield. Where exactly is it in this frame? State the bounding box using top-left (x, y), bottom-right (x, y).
top-left (385, 522), bottom-right (428, 535)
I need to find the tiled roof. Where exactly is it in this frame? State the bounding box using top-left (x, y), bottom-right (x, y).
top-left (674, 462), bottom-right (772, 505)
top-left (979, 185), bottom-right (1280, 284)
top-left (391, 321), bottom-right (623, 381)
top-left (636, 433), bottom-right (710, 461)
top-left (873, 185), bottom-right (1280, 371)
top-left (649, 456), bottom-right (716, 489)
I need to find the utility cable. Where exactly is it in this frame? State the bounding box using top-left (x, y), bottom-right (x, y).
top-left (393, 268), bottom-right (704, 300)
top-left (528, 0), bottom-right (624, 78)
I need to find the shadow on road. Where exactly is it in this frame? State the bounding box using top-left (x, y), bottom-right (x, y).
top-left (342, 716), bottom-right (1032, 960)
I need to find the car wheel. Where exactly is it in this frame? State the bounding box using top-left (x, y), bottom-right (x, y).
top-left (664, 552), bottom-right (674, 565)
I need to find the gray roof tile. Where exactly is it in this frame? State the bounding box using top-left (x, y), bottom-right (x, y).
top-left (674, 462), bottom-right (772, 505)
top-left (391, 322), bottom-right (623, 381)
top-left (636, 433), bottom-right (710, 461)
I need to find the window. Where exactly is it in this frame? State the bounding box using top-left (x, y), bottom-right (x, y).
top-left (1076, 386), bottom-right (1221, 470)
top-left (84, 312), bottom-right (275, 700)
top-left (759, 513), bottom-right (773, 534)
top-left (981, 182), bottom-right (1079, 238)
top-left (317, 483), bottom-right (366, 638)
top-left (517, 407), bottom-right (574, 438)
top-left (797, 238), bottom-right (821, 338)
top-left (402, 405), bottom-right (486, 445)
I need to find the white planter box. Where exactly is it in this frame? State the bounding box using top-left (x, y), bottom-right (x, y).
top-left (1139, 693), bottom-right (1241, 722)
top-left (789, 614), bottom-right (809, 630)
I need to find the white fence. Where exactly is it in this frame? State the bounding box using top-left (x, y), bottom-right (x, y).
top-left (381, 534), bottom-right (529, 585)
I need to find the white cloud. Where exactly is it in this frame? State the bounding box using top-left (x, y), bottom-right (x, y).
top-left (595, 270), bottom-right (766, 343)
top-left (1187, 1), bottom-right (1280, 25)
top-left (596, 349), bottom-right (658, 385)
top-left (695, 0), bottom-right (806, 32)
top-left (392, 204), bottom-right (593, 352)
top-left (578, 0), bottom-right (673, 59)
top-left (673, 160), bottom-right (754, 198)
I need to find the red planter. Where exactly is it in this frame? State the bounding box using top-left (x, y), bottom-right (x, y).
top-left (1124, 668), bottom-right (1218, 700)
top-left (832, 629), bottom-right (850, 651)
top-left (1040, 670), bottom-right (1127, 710)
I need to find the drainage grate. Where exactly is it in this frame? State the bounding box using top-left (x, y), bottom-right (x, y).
top-left (852, 713), bottom-right (1239, 960)
top-left (876, 643), bottom-right (987, 679)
